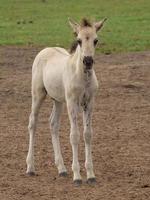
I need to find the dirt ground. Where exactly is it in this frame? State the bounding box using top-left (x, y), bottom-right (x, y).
top-left (0, 46), bottom-right (150, 200)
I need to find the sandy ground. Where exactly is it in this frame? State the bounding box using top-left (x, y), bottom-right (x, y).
top-left (0, 46), bottom-right (150, 200)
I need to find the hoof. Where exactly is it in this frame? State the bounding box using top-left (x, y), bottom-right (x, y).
top-left (73, 179), bottom-right (82, 187)
top-left (87, 177), bottom-right (96, 185)
top-left (26, 171), bottom-right (36, 176)
top-left (59, 171), bottom-right (68, 177)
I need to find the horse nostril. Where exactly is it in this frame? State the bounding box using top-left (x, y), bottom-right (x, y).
top-left (83, 56), bottom-right (93, 67)
top-left (83, 58), bottom-right (86, 65)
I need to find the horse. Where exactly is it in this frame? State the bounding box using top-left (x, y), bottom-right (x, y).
top-left (26, 18), bottom-right (107, 186)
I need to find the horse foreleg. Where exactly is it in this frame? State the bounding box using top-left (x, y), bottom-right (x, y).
top-left (83, 98), bottom-right (96, 184)
top-left (67, 100), bottom-right (82, 185)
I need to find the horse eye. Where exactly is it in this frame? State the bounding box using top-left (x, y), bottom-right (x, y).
top-left (94, 39), bottom-right (98, 46)
top-left (77, 39), bottom-right (82, 46)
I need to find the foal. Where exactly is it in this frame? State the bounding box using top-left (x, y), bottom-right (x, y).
top-left (26, 18), bottom-right (107, 185)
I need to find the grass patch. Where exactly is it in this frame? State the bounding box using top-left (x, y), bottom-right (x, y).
top-left (0, 0), bottom-right (150, 53)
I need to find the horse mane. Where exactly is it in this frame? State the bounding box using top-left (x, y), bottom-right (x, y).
top-left (81, 18), bottom-right (92, 27)
top-left (70, 40), bottom-right (78, 54)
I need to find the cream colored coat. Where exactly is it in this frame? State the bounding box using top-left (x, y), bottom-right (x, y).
top-left (26, 18), bottom-right (106, 185)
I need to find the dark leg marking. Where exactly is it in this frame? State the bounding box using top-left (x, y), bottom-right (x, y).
top-left (87, 177), bottom-right (96, 185)
top-left (59, 171), bottom-right (68, 177)
top-left (73, 179), bottom-right (82, 186)
top-left (26, 171), bottom-right (36, 176)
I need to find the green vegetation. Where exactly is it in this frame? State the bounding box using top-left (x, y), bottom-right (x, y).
top-left (0, 0), bottom-right (150, 53)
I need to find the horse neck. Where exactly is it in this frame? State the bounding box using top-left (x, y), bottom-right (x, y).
top-left (72, 46), bottom-right (93, 83)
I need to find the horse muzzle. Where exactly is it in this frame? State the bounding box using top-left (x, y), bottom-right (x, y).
top-left (83, 56), bottom-right (94, 70)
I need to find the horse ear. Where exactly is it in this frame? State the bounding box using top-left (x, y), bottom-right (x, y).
top-left (94, 18), bottom-right (107, 32)
top-left (68, 18), bottom-right (80, 35)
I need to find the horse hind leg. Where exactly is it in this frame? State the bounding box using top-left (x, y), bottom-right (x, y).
top-left (50, 100), bottom-right (67, 176)
top-left (26, 87), bottom-right (46, 175)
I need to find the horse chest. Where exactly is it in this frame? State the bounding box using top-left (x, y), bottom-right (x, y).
top-left (80, 84), bottom-right (92, 108)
